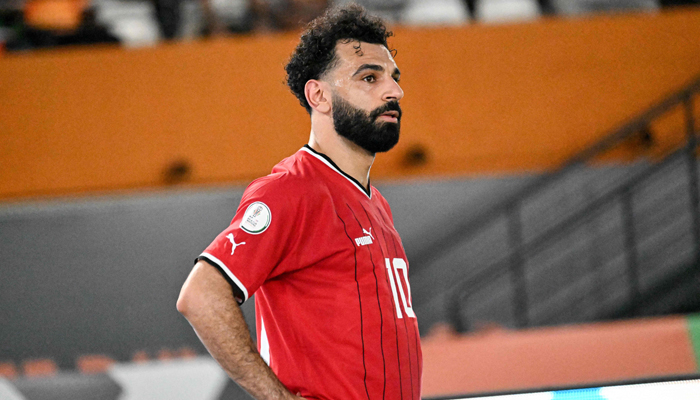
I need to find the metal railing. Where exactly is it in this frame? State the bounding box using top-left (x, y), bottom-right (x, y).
top-left (419, 75), bottom-right (700, 332)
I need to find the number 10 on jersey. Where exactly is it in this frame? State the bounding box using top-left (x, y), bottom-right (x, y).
top-left (385, 258), bottom-right (416, 319)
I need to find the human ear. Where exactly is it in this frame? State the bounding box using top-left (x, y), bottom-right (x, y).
top-left (304, 80), bottom-right (331, 114)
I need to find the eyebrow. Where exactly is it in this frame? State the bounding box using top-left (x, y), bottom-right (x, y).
top-left (352, 64), bottom-right (401, 79)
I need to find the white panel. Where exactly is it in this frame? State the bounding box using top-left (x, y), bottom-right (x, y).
top-left (109, 357), bottom-right (228, 400)
top-left (443, 379), bottom-right (700, 400)
top-left (402, 0), bottom-right (470, 25)
top-left (260, 317), bottom-right (270, 366)
top-left (0, 379), bottom-right (27, 400)
top-left (600, 379), bottom-right (700, 400)
top-left (476, 0), bottom-right (541, 22)
top-left (451, 392), bottom-right (553, 399)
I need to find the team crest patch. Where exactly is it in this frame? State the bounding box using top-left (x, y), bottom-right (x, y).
top-left (240, 201), bottom-right (271, 235)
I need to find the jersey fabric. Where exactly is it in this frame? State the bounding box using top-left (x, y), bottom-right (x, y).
top-left (198, 145), bottom-right (422, 400)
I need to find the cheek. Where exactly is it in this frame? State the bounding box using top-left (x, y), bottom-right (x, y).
top-left (331, 72), bottom-right (358, 90)
top-left (332, 75), bottom-right (373, 94)
top-left (332, 78), bottom-right (348, 88)
top-left (349, 86), bottom-right (380, 107)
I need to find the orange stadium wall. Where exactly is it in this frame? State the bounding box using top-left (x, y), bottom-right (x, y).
top-left (2, 8), bottom-right (700, 200)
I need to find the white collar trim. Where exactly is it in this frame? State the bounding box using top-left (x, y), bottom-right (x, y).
top-left (300, 146), bottom-right (372, 199)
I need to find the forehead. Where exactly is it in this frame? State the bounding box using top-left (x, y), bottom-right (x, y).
top-left (331, 40), bottom-right (398, 74)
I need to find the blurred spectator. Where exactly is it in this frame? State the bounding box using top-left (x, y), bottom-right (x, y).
top-left (92, 0), bottom-right (160, 47)
top-left (152, 0), bottom-right (181, 38)
top-left (25, 0), bottom-right (88, 30)
top-left (402, 0), bottom-right (469, 25)
top-left (164, 0), bottom-right (326, 39)
top-left (657, 0), bottom-right (698, 6)
top-left (463, 0), bottom-right (553, 18)
top-left (5, 0), bottom-right (119, 50)
top-left (0, 0), bottom-right (26, 50)
top-left (335, 0), bottom-right (470, 26)
top-left (151, 0), bottom-right (252, 39)
top-left (4, 0), bottom-right (698, 53)
top-left (334, 0), bottom-right (406, 22)
top-left (251, 0), bottom-right (328, 31)
top-left (551, 0), bottom-right (659, 15)
top-left (204, 0), bottom-right (254, 34)
top-left (474, 0), bottom-right (542, 22)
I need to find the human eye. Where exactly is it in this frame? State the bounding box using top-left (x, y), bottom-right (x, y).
top-left (362, 74), bottom-right (376, 83)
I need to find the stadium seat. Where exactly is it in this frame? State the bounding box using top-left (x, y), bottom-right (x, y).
top-left (157, 348), bottom-right (174, 361)
top-left (0, 362), bottom-right (18, 379)
top-left (24, 0), bottom-right (88, 31)
top-left (131, 350), bottom-right (150, 363)
top-left (21, 359), bottom-right (58, 377)
top-left (76, 354), bottom-right (116, 374)
top-left (177, 347), bottom-right (198, 359)
top-left (422, 322), bottom-right (460, 343)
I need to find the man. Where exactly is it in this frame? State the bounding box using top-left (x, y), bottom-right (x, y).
top-left (177, 5), bottom-right (422, 400)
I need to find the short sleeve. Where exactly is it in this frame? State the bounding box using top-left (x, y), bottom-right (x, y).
top-left (197, 174), bottom-right (302, 304)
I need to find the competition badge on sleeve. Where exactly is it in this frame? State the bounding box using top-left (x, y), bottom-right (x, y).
top-left (240, 202), bottom-right (271, 234)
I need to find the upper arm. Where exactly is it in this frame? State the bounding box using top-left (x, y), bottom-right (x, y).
top-left (195, 175), bottom-right (307, 304)
top-left (177, 260), bottom-right (237, 317)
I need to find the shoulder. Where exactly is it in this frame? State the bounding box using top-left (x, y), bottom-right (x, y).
top-left (372, 186), bottom-right (395, 222)
top-left (243, 154), bottom-right (327, 205)
top-left (236, 156), bottom-right (330, 232)
top-left (372, 186), bottom-right (390, 208)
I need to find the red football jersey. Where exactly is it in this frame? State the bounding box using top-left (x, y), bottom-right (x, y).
top-left (199, 145), bottom-right (422, 400)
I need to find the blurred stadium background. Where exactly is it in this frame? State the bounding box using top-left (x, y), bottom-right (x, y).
top-left (2, 0), bottom-right (700, 399)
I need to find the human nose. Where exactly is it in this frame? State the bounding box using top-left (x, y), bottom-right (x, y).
top-left (383, 78), bottom-right (404, 102)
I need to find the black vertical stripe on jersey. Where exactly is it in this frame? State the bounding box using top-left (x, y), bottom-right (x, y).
top-left (376, 221), bottom-right (405, 400)
top-left (336, 210), bottom-right (371, 400)
top-left (349, 204), bottom-right (387, 400)
top-left (382, 216), bottom-right (415, 400)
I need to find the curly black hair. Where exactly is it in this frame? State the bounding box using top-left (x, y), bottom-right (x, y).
top-left (284, 4), bottom-right (394, 114)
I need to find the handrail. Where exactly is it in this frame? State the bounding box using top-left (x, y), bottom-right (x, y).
top-left (412, 74), bottom-right (700, 272)
top-left (431, 74), bottom-right (700, 331)
top-left (450, 142), bottom-right (692, 324)
top-left (458, 145), bottom-right (689, 287)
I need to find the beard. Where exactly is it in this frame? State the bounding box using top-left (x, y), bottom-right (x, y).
top-left (332, 94), bottom-right (402, 154)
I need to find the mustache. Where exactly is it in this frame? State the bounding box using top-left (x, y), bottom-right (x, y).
top-left (370, 101), bottom-right (402, 121)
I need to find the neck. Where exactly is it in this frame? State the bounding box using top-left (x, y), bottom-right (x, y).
top-left (308, 119), bottom-right (375, 190)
